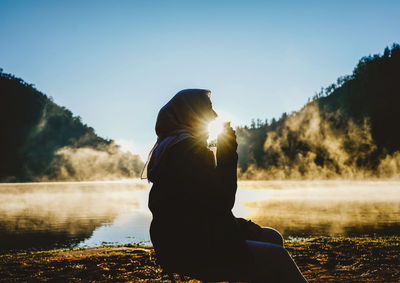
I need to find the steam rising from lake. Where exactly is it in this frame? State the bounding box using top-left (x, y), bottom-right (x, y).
top-left (238, 104), bottom-right (400, 179)
top-left (0, 180), bottom-right (399, 252)
top-left (234, 180), bottom-right (400, 236)
top-left (0, 180), bottom-right (149, 252)
top-left (41, 143), bottom-right (144, 181)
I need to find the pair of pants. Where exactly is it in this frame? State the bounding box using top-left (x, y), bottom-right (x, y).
top-left (245, 227), bottom-right (308, 283)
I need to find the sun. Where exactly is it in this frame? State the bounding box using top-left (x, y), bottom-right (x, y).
top-left (207, 116), bottom-right (225, 142)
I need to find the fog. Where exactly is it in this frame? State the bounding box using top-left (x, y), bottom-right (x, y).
top-left (235, 180), bottom-right (400, 236)
top-left (0, 180), bottom-right (149, 252)
top-left (238, 104), bottom-right (400, 179)
top-left (0, 180), bottom-right (399, 252)
top-left (41, 143), bottom-right (144, 181)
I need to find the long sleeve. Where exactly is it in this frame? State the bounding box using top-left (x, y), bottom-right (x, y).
top-left (166, 138), bottom-right (238, 213)
top-left (216, 129), bottom-right (238, 210)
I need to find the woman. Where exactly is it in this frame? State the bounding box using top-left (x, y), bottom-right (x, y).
top-left (143, 89), bottom-right (307, 282)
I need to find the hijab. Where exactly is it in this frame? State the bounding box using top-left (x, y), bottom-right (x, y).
top-left (141, 89), bottom-right (217, 182)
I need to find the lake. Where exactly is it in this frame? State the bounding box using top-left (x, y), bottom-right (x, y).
top-left (0, 180), bottom-right (399, 253)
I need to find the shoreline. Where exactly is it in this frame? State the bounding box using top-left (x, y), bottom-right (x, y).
top-left (1, 236), bottom-right (399, 282)
top-left (1, 178), bottom-right (400, 184)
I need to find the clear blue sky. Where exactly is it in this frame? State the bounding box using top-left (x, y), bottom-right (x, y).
top-left (1, 0), bottom-right (399, 159)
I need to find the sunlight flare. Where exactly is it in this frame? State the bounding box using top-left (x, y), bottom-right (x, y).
top-left (208, 116), bottom-right (229, 142)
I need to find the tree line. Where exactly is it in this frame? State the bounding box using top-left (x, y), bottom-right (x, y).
top-left (0, 69), bottom-right (143, 182)
top-left (236, 43), bottom-right (400, 179)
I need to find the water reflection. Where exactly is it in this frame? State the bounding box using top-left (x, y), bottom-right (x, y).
top-left (234, 180), bottom-right (400, 237)
top-left (0, 181), bottom-right (149, 253)
top-left (0, 180), bottom-right (399, 253)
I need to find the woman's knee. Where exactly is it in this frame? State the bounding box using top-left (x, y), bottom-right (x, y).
top-left (261, 227), bottom-right (284, 246)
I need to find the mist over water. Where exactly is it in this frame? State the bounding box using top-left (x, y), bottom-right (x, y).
top-left (234, 180), bottom-right (400, 237)
top-left (0, 181), bottom-right (149, 253)
top-left (0, 180), bottom-right (399, 253)
top-left (238, 103), bottom-right (400, 180)
top-left (41, 143), bottom-right (144, 181)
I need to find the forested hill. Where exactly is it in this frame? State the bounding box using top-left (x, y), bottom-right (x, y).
top-left (0, 69), bottom-right (143, 182)
top-left (237, 44), bottom-right (400, 179)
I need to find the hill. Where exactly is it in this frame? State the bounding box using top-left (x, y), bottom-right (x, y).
top-left (0, 70), bottom-right (143, 182)
top-left (237, 44), bottom-right (400, 179)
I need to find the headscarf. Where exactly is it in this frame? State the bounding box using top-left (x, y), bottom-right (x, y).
top-left (141, 89), bottom-right (217, 182)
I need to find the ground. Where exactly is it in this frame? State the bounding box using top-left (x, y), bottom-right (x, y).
top-left (0, 236), bottom-right (399, 282)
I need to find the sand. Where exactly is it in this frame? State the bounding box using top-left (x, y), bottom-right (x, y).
top-left (0, 236), bottom-right (399, 282)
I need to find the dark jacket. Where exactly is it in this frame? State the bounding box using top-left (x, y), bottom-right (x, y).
top-left (148, 137), bottom-right (252, 270)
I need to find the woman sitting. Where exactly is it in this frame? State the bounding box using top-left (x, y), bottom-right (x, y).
top-left (143, 89), bottom-right (307, 282)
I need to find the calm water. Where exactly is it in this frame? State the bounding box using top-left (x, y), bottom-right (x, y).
top-left (0, 180), bottom-right (399, 253)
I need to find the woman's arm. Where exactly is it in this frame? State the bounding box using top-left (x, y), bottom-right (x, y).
top-left (172, 134), bottom-right (238, 212)
top-left (216, 124), bottom-right (238, 209)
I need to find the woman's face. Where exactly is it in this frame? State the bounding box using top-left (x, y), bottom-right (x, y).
top-left (195, 100), bottom-right (218, 140)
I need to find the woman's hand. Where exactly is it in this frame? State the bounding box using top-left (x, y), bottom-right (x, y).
top-left (216, 122), bottom-right (238, 167)
top-left (217, 122), bottom-right (238, 152)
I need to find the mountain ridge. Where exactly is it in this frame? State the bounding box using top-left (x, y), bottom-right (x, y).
top-left (0, 69), bottom-right (143, 182)
top-left (236, 43), bottom-right (400, 179)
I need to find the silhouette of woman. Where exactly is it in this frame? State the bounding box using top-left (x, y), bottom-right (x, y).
top-left (143, 89), bottom-right (307, 282)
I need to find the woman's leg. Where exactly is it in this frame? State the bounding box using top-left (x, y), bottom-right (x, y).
top-left (238, 218), bottom-right (284, 246)
top-left (246, 240), bottom-right (308, 283)
top-left (259, 227), bottom-right (285, 246)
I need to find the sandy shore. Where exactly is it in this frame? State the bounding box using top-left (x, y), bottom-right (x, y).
top-left (0, 236), bottom-right (399, 282)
